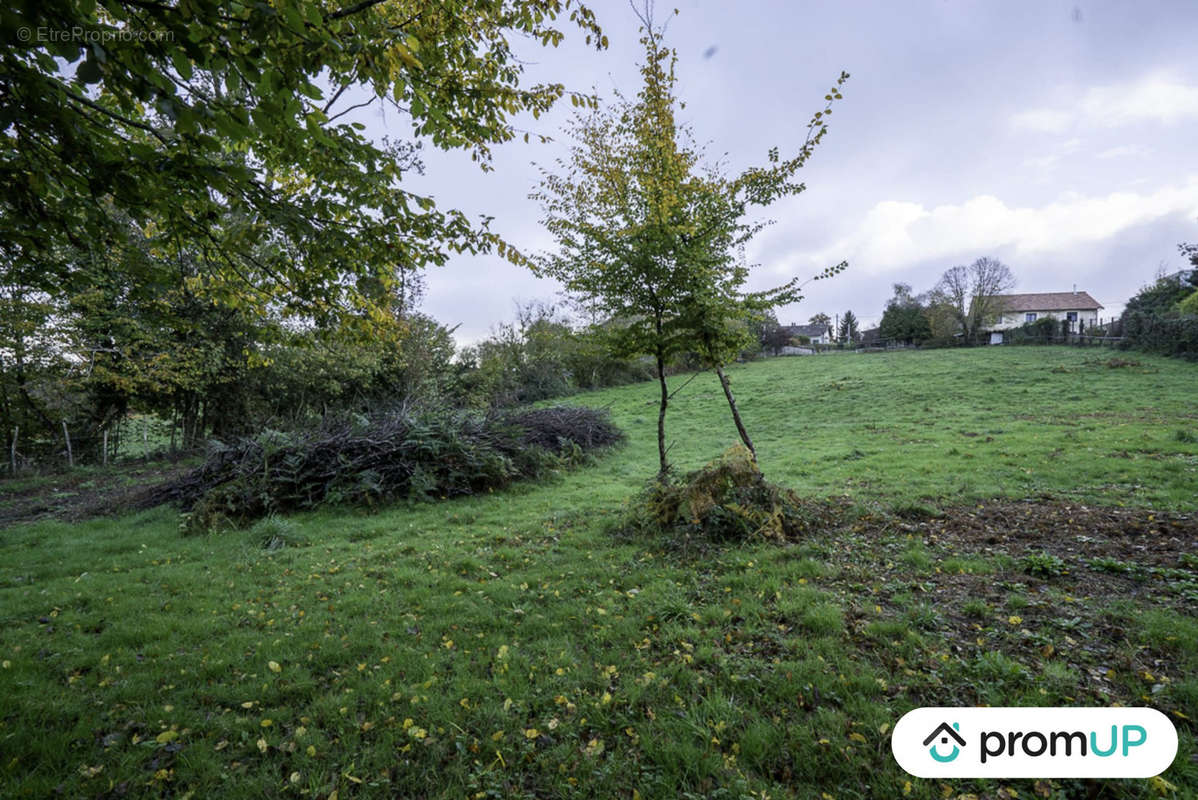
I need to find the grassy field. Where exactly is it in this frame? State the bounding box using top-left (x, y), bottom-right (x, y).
top-left (0, 346), bottom-right (1195, 799)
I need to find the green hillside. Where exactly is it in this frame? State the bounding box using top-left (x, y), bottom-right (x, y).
top-left (1, 346), bottom-right (1195, 799)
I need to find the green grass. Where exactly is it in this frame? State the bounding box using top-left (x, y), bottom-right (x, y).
top-left (0, 347), bottom-right (1195, 799)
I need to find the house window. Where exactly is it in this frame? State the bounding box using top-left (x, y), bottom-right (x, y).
top-left (1025, 312), bottom-right (1037, 322)
top-left (1066, 312), bottom-right (1077, 322)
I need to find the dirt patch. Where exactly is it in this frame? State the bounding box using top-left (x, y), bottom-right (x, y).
top-left (912, 500), bottom-right (1195, 567)
top-left (817, 500), bottom-right (1197, 715)
top-left (0, 462), bottom-right (194, 529)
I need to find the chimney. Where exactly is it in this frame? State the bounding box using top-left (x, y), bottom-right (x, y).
top-left (1073, 284), bottom-right (1077, 295)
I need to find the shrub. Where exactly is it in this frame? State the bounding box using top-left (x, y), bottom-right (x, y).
top-left (613, 445), bottom-right (843, 546)
top-left (1121, 310), bottom-right (1198, 360)
top-left (143, 405), bottom-right (623, 531)
top-left (1009, 317), bottom-right (1058, 344)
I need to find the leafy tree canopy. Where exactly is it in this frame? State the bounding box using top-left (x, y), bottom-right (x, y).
top-left (1, 0), bottom-right (604, 322)
top-left (878, 282), bottom-right (931, 343)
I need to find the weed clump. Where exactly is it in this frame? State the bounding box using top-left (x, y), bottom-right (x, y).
top-left (1020, 551), bottom-right (1068, 577)
top-left (614, 445), bottom-right (840, 546)
top-left (250, 515), bottom-right (307, 550)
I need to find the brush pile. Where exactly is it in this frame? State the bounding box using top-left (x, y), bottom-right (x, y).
top-left (139, 406), bottom-right (622, 531)
top-left (615, 445), bottom-right (842, 546)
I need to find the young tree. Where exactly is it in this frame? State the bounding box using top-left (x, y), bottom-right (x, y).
top-left (534, 8), bottom-right (847, 476)
top-left (809, 312), bottom-right (832, 331)
top-left (838, 310), bottom-right (860, 343)
top-left (932, 257), bottom-right (1016, 343)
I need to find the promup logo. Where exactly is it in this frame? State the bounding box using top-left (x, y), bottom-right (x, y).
top-left (892, 707), bottom-right (1177, 778)
top-left (923, 722), bottom-right (965, 763)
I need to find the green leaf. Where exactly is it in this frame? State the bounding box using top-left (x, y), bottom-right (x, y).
top-left (75, 58), bottom-right (102, 85)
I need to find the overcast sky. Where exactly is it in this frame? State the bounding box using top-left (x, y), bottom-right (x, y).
top-left (368, 0), bottom-right (1198, 341)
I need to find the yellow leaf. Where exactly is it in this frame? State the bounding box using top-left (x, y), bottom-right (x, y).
top-left (524, 728), bottom-right (540, 739)
top-left (849, 732), bottom-right (867, 743)
top-left (1148, 775), bottom-right (1177, 795)
top-left (306, 745), bottom-right (316, 756)
top-left (1008, 615), bottom-right (1022, 626)
top-left (268, 661), bottom-right (281, 673)
top-left (256, 737), bottom-right (268, 753)
top-left (260, 719), bottom-right (272, 727)
top-left (155, 730), bottom-right (178, 744)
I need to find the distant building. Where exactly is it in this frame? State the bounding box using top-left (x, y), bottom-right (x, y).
top-left (989, 291), bottom-right (1103, 336)
top-left (782, 323), bottom-right (834, 345)
top-left (858, 327), bottom-right (883, 347)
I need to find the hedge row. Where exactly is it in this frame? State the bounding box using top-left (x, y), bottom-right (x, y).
top-left (1121, 311), bottom-right (1198, 360)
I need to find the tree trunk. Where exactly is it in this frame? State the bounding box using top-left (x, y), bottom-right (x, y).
top-left (62, 421), bottom-right (73, 467)
top-left (714, 364), bottom-right (756, 464)
top-left (655, 350), bottom-right (669, 481)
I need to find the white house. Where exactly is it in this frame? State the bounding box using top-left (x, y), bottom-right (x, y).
top-left (988, 291), bottom-right (1104, 341)
top-left (782, 323), bottom-right (834, 345)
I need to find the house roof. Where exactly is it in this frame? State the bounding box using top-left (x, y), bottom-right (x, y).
top-left (996, 291), bottom-right (1103, 312)
top-left (784, 323), bottom-right (831, 337)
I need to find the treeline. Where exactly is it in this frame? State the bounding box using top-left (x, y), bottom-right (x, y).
top-left (0, 284), bottom-right (759, 472)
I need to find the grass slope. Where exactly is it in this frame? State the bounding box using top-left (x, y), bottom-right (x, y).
top-left (0, 347), bottom-right (1195, 799)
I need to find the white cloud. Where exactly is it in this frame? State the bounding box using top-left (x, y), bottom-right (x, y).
top-left (1011, 109), bottom-right (1072, 133)
top-left (1022, 154), bottom-right (1060, 169)
top-left (778, 178), bottom-right (1198, 277)
top-left (1010, 73), bottom-right (1198, 133)
top-left (1096, 144), bottom-right (1150, 159)
top-left (1080, 76), bottom-right (1198, 126)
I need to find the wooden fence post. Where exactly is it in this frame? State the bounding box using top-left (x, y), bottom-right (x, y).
top-left (102, 429), bottom-right (108, 467)
top-left (62, 421), bottom-right (73, 468)
top-left (10, 426), bottom-right (17, 475)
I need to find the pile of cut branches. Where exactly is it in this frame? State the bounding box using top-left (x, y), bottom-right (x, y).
top-left (137, 406), bottom-right (622, 531)
top-left (615, 445), bottom-right (844, 547)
